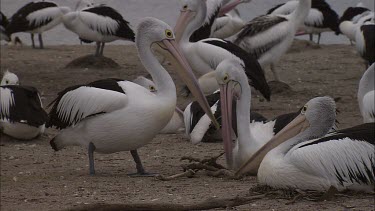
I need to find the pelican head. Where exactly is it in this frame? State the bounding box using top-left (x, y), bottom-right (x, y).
top-left (1, 70), bottom-right (19, 85)
top-left (235, 96), bottom-right (337, 176)
top-left (133, 76), bottom-right (157, 92)
top-left (216, 59), bottom-right (249, 166)
top-left (174, 0), bottom-right (207, 42)
top-left (137, 17), bottom-right (219, 128)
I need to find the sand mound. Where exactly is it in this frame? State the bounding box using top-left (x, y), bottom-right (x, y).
top-left (65, 55), bottom-right (120, 69)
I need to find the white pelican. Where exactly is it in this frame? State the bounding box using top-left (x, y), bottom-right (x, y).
top-left (47, 17), bottom-right (216, 176)
top-left (174, 0), bottom-right (271, 100)
top-left (211, 8), bottom-right (246, 39)
top-left (267, 0), bottom-right (339, 44)
top-left (229, 0), bottom-right (311, 83)
top-left (132, 76), bottom-right (184, 134)
top-left (358, 63), bottom-right (374, 123)
top-left (236, 97), bottom-right (374, 192)
top-left (6, 1), bottom-right (71, 49)
top-left (0, 11), bottom-right (10, 41)
top-left (355, 21), bottom-right (375, 66)
top-left (0, 71), bottom-right (47, 140)
top-left (216, 60), bottom-right (334, 171)
top-left (337, 7), bottom-right (373, 43)
top-left (62, 3), bottom-right (135, 56)
top-left (189, 0), bottom-right (232, 42)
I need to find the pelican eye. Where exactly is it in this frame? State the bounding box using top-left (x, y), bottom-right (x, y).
top-left (223, 74), bottom-right (229, 82)
top-left (165, 29), bottom-right (173, 38)
top-left (6, 80), bottom-right (9, 84)
top-left (183, 5), bottom-right (188, 10)
top-left (149, 85), bottom-right (156, 92)
top-left (301, 105), bottom-right (308, 114)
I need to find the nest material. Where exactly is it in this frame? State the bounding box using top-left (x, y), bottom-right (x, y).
top-left (65, 55), bottom-right (120, 69)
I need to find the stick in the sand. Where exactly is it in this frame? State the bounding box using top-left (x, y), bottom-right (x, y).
top-left (69, 194), bottom-right (266, 211)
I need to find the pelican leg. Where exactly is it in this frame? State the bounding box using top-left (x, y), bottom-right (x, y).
top-left (317, 33), bottom-right (321, 45)
top-left (128, 150), bottom-right (157, 177)
top-left (88, 142), bottom-right (96, 175)
top-left (309, 34), bottom-right (313, 42)
top-left (38, 33), bottom-right (44, 49)
top-left (271, 64), bottom-right (282, 82)
top-left (31, 34), bottom-right (35, 48)
top-left (99, 42), bottom-right (105, 56)
top-left (95, 42), bottom-right (100, 56)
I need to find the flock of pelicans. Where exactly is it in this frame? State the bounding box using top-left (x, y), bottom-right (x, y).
top-left (0, 0), bottom-right (374, 194)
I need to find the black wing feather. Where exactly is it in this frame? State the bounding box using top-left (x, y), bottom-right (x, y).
top-left (0, 85), bottom-right (47, 127)
top-left (361, 24), bottom-right (375, 65)
top-left (299, 123), bottom-right (375, 149)
top-left (6, 2), bottom-right (57, 34)
top-left (83, 5), bottom-right (135, 41)
top-left (190, 5), bottom-right (221, 42)
top-left (47, 78), bottom-right (126, 129)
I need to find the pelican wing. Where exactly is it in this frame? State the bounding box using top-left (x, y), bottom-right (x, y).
top-left (6, 2), bottom-right (57, 33)
top-left (290, 123), bottom-right (375, 188)
top-left (0, 86), bottom-right (47, 127)
top-left (47, 79), bottom-right (128, 129)
top-left (362, 91), bottom-right (375, 123)
top-left (233, 15), bottom-right (289, 59)
top-left (80, 6), bottom-right (134, 40)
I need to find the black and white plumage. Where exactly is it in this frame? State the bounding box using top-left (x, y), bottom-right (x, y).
top-left (230, 0), bottom-right (311, 82)
top-left (337, 6), bottom-right (373, 43)
top-left (174, 0), bottom-right (271, 99)
top-left (237, 97), bottom-right (374, 192)
top-left (267, 0), bottom-right (339, 44)
top-left (47, 17), bottom-right (215, 176)
top-left (355, 22), bottom-right (375, 66)
top-left (0, 71), bottom-right (47, 140)
top-left (6, 1), bottom-right (71, 49)
top-left (358, 63), bottom-right (374, 123)
top-left (62, 4), bottom-right (135, 56)
top-left (0, 11), bottom-right (10, 41)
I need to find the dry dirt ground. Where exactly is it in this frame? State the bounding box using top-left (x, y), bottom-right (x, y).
top-left (0, 40), bottom-right (374, 211)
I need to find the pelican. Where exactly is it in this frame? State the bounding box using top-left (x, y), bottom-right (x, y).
top-left (62, 3), bottom-right (135, 56)
top-left (211, 8), bottom-right (246, 39)
top-left (0, 71), bottom-right (47, 140)
top-left (216, 60), bottom-right (335, 171)
top-left (0, 11), bottom-right (10, 41)
top-left (337, 7), bottom-right (373, 43)
top-left (358, 63), bottom-right (374, 123)
top-left (236, 97), bottom-right (374, 192)
top-left (6, 1), bottom-right (71, 49)
top-left (355, 21), bottom-right (375, 66)
top-left (47, 17), bottom-right (216, 176)
top-left (132, 76), bottom-right (184, 134)
top-left (174, 0), bottom-right (271, 100)
top-left (229, 0), bottom-right (311, 83)
top-left (267, 0), bottom-right (339, 45)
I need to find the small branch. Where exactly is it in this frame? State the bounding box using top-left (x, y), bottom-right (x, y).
top-left (155, 169), bottom-right (196, 181)
top-left (69, 194), bottom-right (266, 211)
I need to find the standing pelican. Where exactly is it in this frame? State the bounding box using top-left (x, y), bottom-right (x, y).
top-left (174, 0), bottom-right (271, 100)
top-left (358, 63), bottom-right (374, 123)
top-left (62, 3), bottom-right (135, 56)
top-left (267, 0), bottom-right (339, 44)
top-left (337, 8), bottom-right (373, 43)
top-left (132, 76), bottom-right (185, 134)
top-left (6, 1), bottom-right (71, 49)
top-left (0, 71), bottom-right (47, 140)
top-left (216, 60), bottom-right (333, 171)
top-left (230, 0), bottom-right (311, 83)
top-left (47, 17), bottom-right (217, 175)
top-left (236, 97), bottom-right (374, 192)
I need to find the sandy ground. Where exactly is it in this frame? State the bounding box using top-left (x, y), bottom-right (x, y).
top-left (0, 40), bottom-right (374, 211)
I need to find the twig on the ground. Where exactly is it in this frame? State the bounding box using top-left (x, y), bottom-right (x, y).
top-left (69, 194), bottom-right (267, 211)
top-left (155, 169), bottom-right (196, 181)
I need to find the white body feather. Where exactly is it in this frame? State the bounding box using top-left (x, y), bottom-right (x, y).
top-left (211, 10), bottom-right (245, 39)
top-left (258, 137), bottom-right (374, 192)
top-left (358, 64), bottom-right (375, 123)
